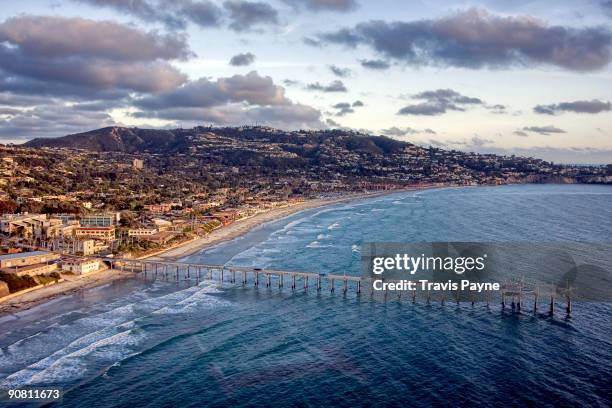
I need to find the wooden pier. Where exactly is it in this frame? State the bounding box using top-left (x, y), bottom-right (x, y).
top-left (102, 257), bottom-right (574, 318)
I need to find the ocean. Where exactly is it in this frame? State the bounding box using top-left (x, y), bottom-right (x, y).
top-left (0, 184), bottom-right (611, 407)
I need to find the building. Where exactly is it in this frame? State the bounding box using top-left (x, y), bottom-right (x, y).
top-left (1, 262), bottom-right (58, 277)
top-left (80, 213), bottom-right (120, 227)
top-left (75, 226), bottom-right (116, 241)
top-left (212, 211), bottom-right (238, 226)
top-left (0, 251), bottom-right (60, 269)
top-left (0, 214), bottom-right (47, 238)
top-left (133, 158), bottom-right (144, 170)
top-left (61, 259), bottom-right (100, 275)
top-left (128, 228), bottom-right (158, 237)
top-left (144, 204), bottom-right (172, 214)
top-left (77, 239), bottom-right (95, 256)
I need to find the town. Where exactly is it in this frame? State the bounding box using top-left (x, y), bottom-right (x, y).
top-left (0, 125), bottom-right (610, 300)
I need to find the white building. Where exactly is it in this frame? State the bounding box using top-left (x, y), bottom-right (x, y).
top-left (61, 259), bottom-right (101, 275)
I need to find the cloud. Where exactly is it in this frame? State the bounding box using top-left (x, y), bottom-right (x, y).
top-left (488, 104), bottom-right (507, 114)
top-left (74, 0), bottom-right (222, 29)
top-left (303, 37), bottom-right (323, 47)
top-left (132, 71), bottom-right (324, 129)
top-left (319, 8), bottom-right (612, 71)
top-left (282, 0), bottom-right (358, 12)
top-left (0, 16), bottom-right (189, 94)
top-left (331, 100), bottom-right (363, 116)
top-left (328, 64), bottom-right (352, 78)
top-left (397, 89), bottom-right (483, 116)
top-left (223, 0), bottom-right (279, 31)
top-left (602, 1), bottom-right (612, 17)
top-left (0, 103), bottom-right (117, 140)
top-left (230, 52), bottom-right (256, 66)
top-left (136, 71), bottom-right (288, 109)
top-left (522, 125), bottom-right (566, 135)
top-left (0, 15), bottom-right (191, 61)
top-left (513, 130), bottom-right (529, 137)
top-left (133, 103), bottom-right (323, 129)
top-left (283, 79), bottom-right (301, 86)
top-left (534, 99), bottom-right (611, 115)
top-left (359, 59), bottom-right (390, 70)
top-left (381, 126), bottom-right (436, 137)
top-left (326, 118), bottom-right (341, 127)
top-left (305, 80), bottom-right (348, 92)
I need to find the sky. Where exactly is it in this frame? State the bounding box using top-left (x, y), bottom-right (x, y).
top-left (0, 0), bottom-right (611, 164)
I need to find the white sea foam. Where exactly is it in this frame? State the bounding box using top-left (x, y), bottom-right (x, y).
top-left (1, 328), bottom-right (146, 388)
top-left (327, 222), bottom-right (340, 230)
top-left (0, 282), bottom-right (231, 384)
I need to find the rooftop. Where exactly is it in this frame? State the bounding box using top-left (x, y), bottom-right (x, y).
top-left (0, 250), bottom-right (54, 261)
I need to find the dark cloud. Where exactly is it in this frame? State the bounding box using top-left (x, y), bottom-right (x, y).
top-left (136, 71), bottom-right (289, 110)
top-left (282, 0), bottom-right (358, 12)
top-left (522, 125), bottom-right (566, 135)
top-left (326, 118), bottom-right (341, 127)
top-left (0, 15), bottom-right (192, 61)
top-left (283, 79), bottom-right (301, 86)
top-left (331, 100), bottom-right (363, 116)
top-left (132, 103), bottom-right (323, 129)
top-left (359, 59), bottom-right (390, 70)
top-left (602, 1), bottom-right (612, 17)
top-left (132, 71), bottom-right (324, 129)
top-left (398, 89), bottom-right (483, 116)
top-left (305, 80), bottom-right (348, 92)
top-left (0, 103), bottom-right (117, 140)
top-left (534, 99), bottom-right (611, 115)
top-left (319, 9), bottom-right (612, 71)
top-left (230, 52), bottom-right (256, 66)
top-left (223, 0), bottom-right (279, 31)
top-left (328, 65), bottom-right (352, 78)
top-left (513, 130), bottom-right (529, 137)
top-left (303, 37), bottom-right (323, 47)
top-left (488, 104), bottom-right (507, 114)
top-left (381, 126), bottom-right (436, 137)
top-left (0, 16), bottom-right (189, 95)
top-left (75, 0), bottom-right (222, 29)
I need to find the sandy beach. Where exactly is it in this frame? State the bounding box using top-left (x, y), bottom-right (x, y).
top-left (0, 189), bottom-right (414, 316)
top-left (0, 268), bottom-right (134, 315)
top-left (149, 190), bottom-right (402, 260)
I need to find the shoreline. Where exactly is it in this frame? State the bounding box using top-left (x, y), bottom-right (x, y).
top-left (146, 189), bottom-right (416, 261)
top-left (0, 268), bottom-right (134, 316)
top-left (0, 188), bottom-right (417, 316)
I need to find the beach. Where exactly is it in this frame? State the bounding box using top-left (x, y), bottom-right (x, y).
top-left (149, 190), bottom-right (403, 260)
top-left (0, 189), bottom-right (410, 316)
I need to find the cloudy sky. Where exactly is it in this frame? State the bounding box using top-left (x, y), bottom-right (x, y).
top-left (1, 0), bottom-right (611, 163)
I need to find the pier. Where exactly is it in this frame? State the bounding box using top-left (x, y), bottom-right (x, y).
top-left (102, 257), bottom-right (574, 318)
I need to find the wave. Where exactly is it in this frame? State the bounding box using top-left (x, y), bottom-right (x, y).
top-left (0, 281), bottom-right (231, 387)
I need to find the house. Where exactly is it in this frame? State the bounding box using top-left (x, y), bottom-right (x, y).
top-left (61, 259), bottom-right (101, 275)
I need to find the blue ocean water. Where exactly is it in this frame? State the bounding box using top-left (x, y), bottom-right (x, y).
top-left (0, 184), bottom-right (611, 407)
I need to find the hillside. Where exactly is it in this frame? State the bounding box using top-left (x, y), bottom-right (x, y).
top-left (24, 127), bottom-right (187, 153)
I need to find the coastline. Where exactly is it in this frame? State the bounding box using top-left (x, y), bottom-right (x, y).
top-left (147, 189), bottom-right (413, 261)
top-left (0, 268), bottom-right (134, 316)
top-left (0, 188), bottom-right (417, 316)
